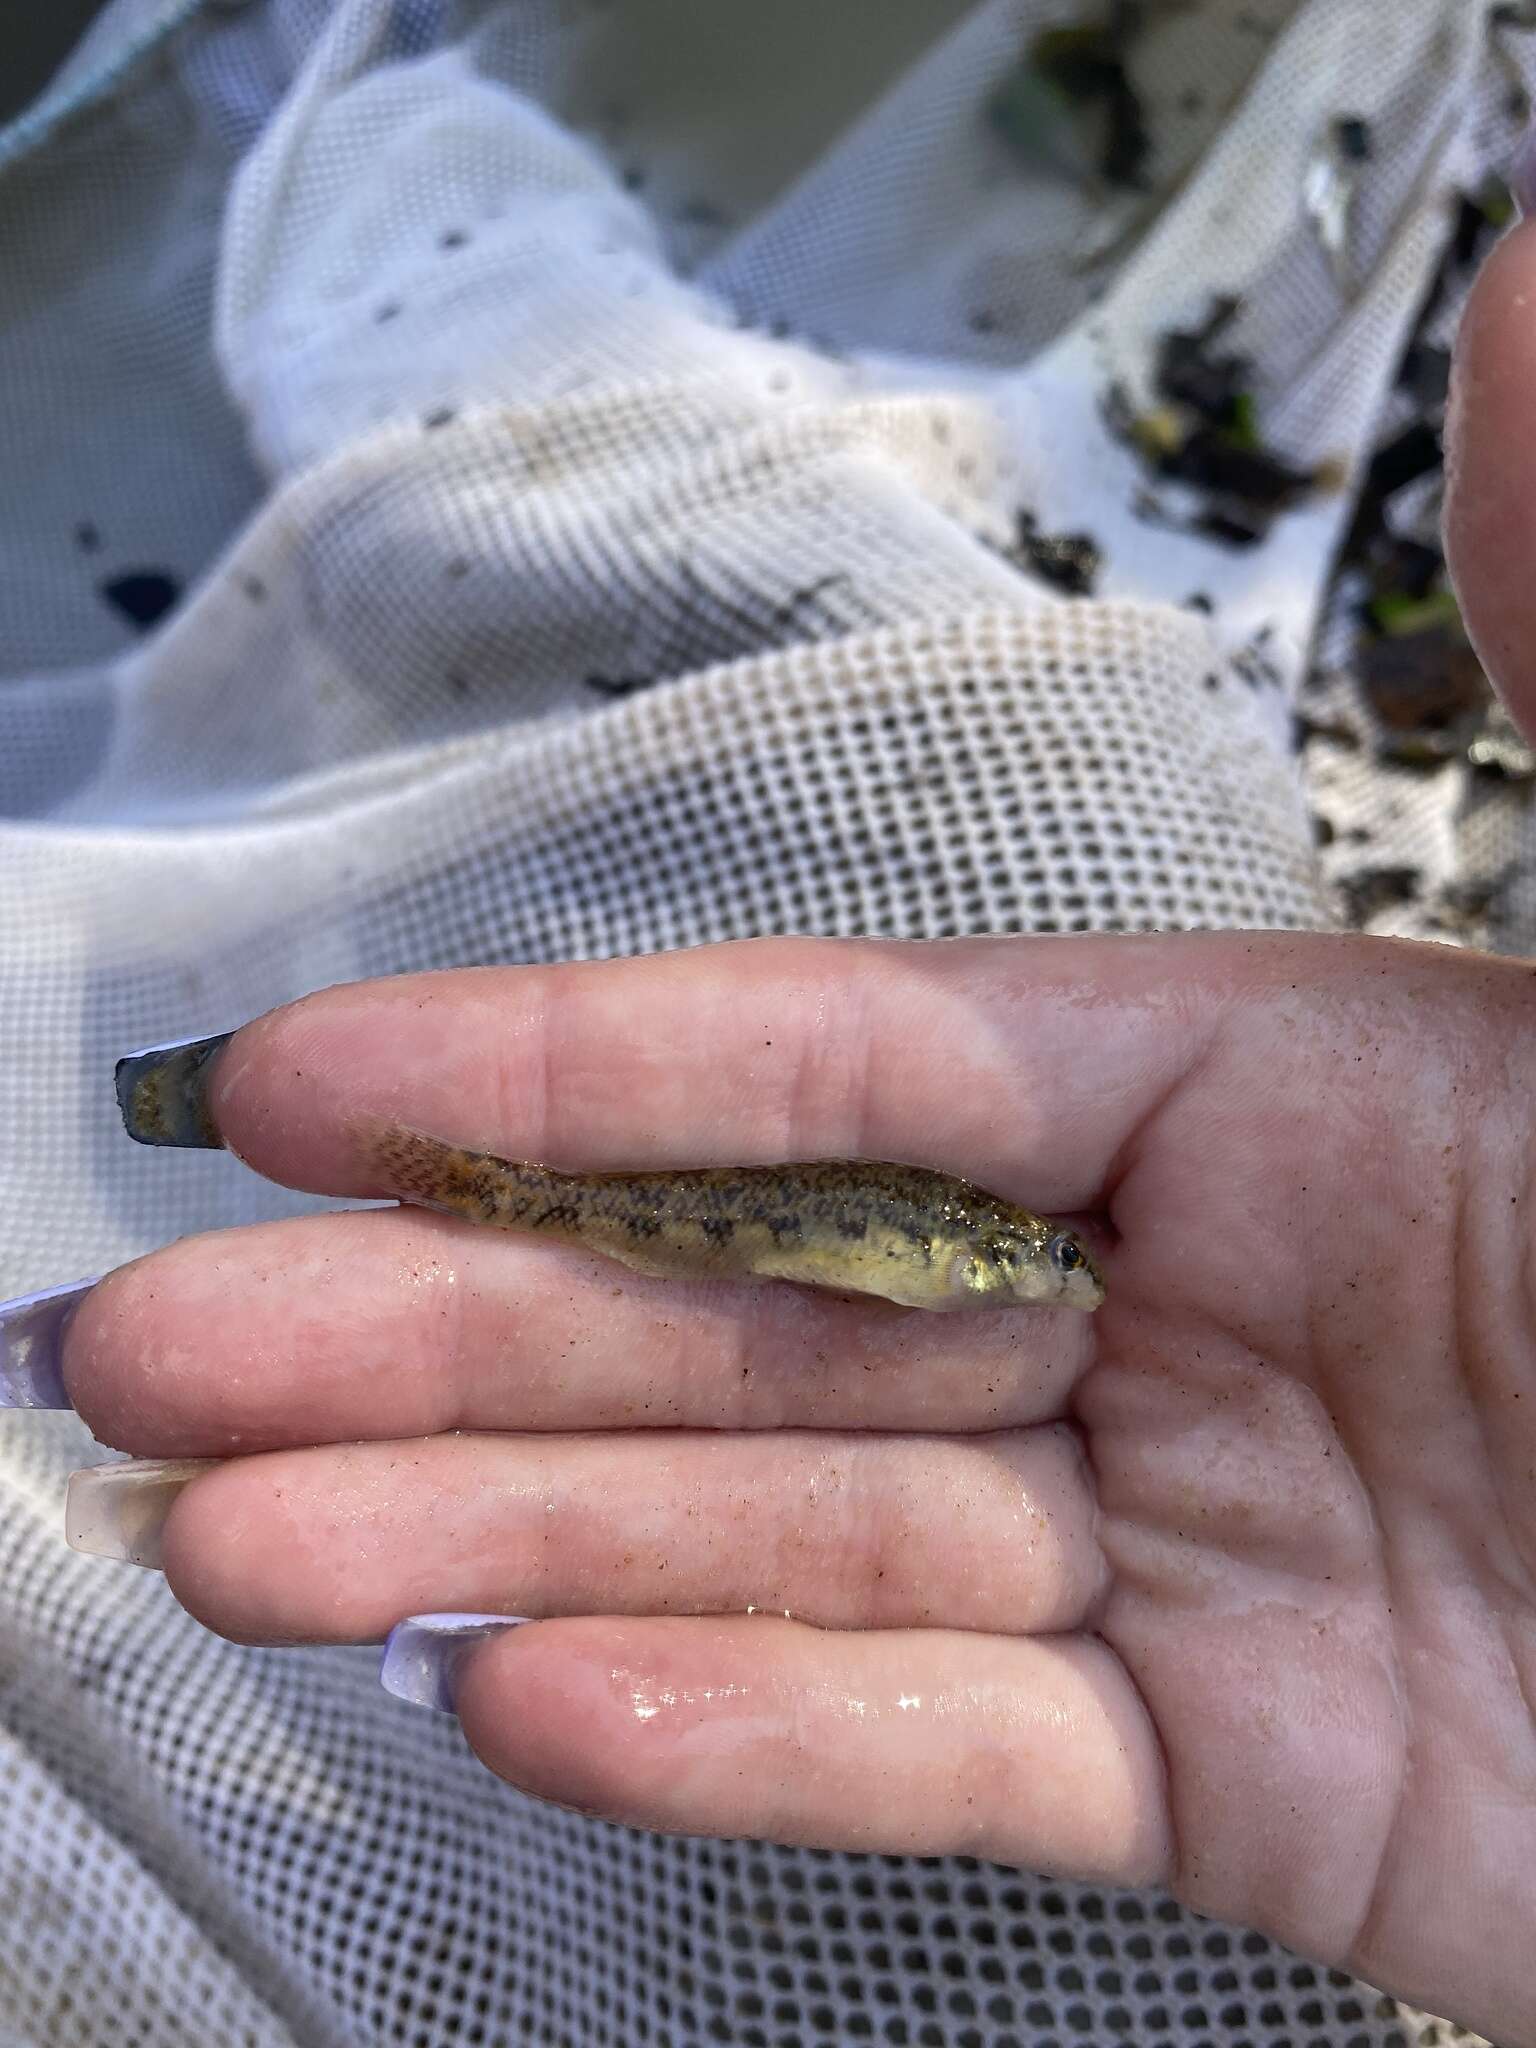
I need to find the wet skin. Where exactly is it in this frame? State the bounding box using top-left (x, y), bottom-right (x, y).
top-left (61, 930), bottom-right (1536, 2047)
top-left (49, 207), bottom-right (1536, 2048)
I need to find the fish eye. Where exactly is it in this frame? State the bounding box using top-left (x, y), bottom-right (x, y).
top-left (1051, 1235), bottom-right (1085, 1273)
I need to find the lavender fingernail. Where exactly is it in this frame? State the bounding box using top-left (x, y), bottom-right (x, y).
top-left (115, 1031), bottom-right (233, 1148)
top-left (380, 1613), bottom-right (528, 1713)
top-left (1513, 118), bottom-right (1536, 219)
top-left (0, 1278), bottom-right (96, 1409)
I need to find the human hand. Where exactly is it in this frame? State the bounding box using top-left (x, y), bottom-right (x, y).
top-left (55, 931), bottom-right (1536, 2047)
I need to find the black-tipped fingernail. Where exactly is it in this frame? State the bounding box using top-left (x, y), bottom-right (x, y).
top-left (115, 1031), bottom-right (233, 1147)
top-left (0, 1278), bottom-right (96, 1409)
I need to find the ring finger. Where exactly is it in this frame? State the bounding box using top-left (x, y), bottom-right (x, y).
top-left (89, 1422), bottom-right (1105, 1645)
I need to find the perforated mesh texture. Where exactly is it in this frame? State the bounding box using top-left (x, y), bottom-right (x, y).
top-left (1300, 34), bottom-right (1536, 955)
top-left (0, 2), bottom-right (1502, 2044)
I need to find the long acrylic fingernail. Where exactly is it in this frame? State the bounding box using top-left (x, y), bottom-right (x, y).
top-left (380, 1613), bottom-right (528, 1713)
top-left (65, 1458), bottom-right (217, 1568)
top-left (1513, 119), bottom-right (1536, 219)
top-left (0, 1278), bottom-right (96, 1409)
top-left (115, 1031), bottom-right (233, 1147)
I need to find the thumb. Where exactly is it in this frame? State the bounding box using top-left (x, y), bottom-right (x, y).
top-left (1445, 209), bottom-right (1536, 741)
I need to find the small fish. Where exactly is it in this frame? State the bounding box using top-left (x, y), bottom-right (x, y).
top-left (365, 1126), bottom-right (1105, 1313)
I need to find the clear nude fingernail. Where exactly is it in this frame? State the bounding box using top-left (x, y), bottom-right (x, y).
top-left (65, 1458), bottom-right (217, 1569)
top-left (380, 1613), bottom-right (528, 1713)
top-left (0, 1278), bottom-right (96, 1409)
top-left (115, 1030), bottom-right (234, 1148)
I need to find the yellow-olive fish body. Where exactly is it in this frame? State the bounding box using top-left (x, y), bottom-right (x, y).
top-left (367, 1126), bottom-right (1105, 1312)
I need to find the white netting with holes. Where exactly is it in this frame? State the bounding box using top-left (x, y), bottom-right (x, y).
top-left (0, 1), bottom-right (1504, 2044)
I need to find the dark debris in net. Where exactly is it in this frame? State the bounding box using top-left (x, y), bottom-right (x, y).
top-left (1012, 514), bottom-right (1103, 596)
top-left (1335, 865), bottom-right (1424, 925)
top-left (1300, 173), bottom-right (1536, 940)
top-left (981, 516), bottom-right (1102, 598)
top-left (1106, 295), bottom-right (1338, 549)
top-left (100, 570), bottom-right (181, 629)
top-left (584, 673), bottom-right (654, 698)
top-left (989, 0), bottom-right (1199, 194)
top-left (1025, 7), bottom-right (1154, 191)
top-left (1330, 190), bottom-right (1514, 771)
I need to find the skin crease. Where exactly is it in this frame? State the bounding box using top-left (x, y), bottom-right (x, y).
top-left (67, 932), bottom-right (1536, 2047)
top-left (55, 224), bottom-right (1536, 2048)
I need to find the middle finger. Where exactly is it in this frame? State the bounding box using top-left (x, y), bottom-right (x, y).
top-left (66, 1207), bottom-right (1093, 1456)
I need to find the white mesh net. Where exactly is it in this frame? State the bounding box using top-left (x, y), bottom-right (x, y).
top-left (0, 1), bottom-right (1511, 2043)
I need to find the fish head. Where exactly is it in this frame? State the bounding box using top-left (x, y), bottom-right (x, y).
top-left (946, 1223), bottom-right (1105, 1311)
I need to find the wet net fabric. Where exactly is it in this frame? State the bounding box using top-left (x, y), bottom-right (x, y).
top-left (0, 2), bottom-right (1509, 2044)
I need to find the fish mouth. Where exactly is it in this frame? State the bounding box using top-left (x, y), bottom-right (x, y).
top-left (1055, 1262), bottom-right (1106, 1312)
top-left (1007, 1263), bottom-right (1105, 1311)
top-left (1067, 1245), bottom-right (1107, 1308)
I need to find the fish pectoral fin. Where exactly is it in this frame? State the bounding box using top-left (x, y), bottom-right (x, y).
top-left (745, 1249), bottom-right (947, 1313)
top-left (592, 1242), bottom-right (681, 1283)
top-left (578, 1223), bottom-right (706, 1285)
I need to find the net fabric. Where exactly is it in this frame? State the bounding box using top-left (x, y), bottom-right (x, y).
top-left (0, 1), bottom-right (1504, 2044)
top-left (1299, 26), bottom-right (1536, 955)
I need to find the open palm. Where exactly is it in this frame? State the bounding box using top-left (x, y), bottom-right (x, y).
top-left (65, 931), bottom-right (1536, 2048)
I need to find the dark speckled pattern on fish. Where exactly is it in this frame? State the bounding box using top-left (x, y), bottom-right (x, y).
top-left (363, 1124), bottom-right (1104, 1312)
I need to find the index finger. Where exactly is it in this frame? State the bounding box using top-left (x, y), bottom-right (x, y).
top-left (118, 933), bottom-right (1226, 1208)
